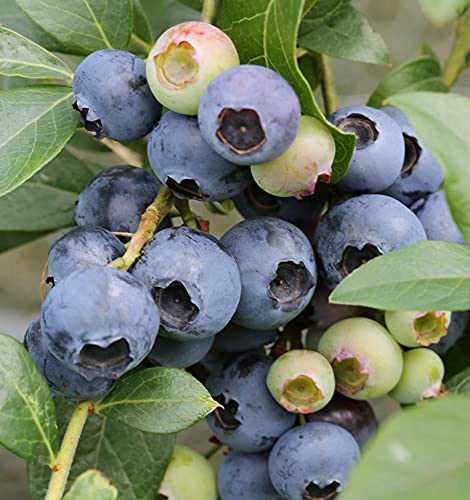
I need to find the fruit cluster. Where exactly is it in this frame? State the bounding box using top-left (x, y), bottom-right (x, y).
top-left (23, 20), bottom-right (465, 500)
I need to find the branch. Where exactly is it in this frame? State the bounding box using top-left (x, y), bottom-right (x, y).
top-left (443, 10), bottom-right (470, 87)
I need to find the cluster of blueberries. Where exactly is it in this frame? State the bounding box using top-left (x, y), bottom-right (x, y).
top-left (23, 20), bottom-right (467, 500)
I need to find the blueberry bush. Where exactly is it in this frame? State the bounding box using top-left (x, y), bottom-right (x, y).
top-left (1, 0), bottom-right (470, 499)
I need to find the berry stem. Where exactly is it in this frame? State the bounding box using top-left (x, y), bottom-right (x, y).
top-left (108, 186), bottom-right (175, 271)
top-left (320, 54), bottom-right (338, 116)
top-left (174, 198), bottom-right (198, 229)
top-left (298, 413), bottom-right (307, 425)
top-left (101, 137), bottom-right (144, 167)
top-left (131, 33), bottom-right (153, 54)
top-left (443, 10), bottom-right (470, 87)
top-left (204, 442), bottom-right (224, 460)
top-left (201, 0), bottom-right (218, 24)
top-left (45, 401), bottom-right (91, 500)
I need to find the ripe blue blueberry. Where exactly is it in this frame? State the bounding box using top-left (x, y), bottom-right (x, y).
top-left (47, 226), bottom-right (125, 284)
top-left (131, 227), bottom-right (241, 341)
top-left (73, 49), bottom-right (161, 141)
top-left (314, 194), bottom-right (427, 289)
top-left (148, 111), bottom-right (251, 201)
top-left (41, 267), bottom-right (160, 381)
top-left (198, 65), bottom-right (301, 166)
top-left (411, 190), bottom-right (465, 244)
top-left (206, 352), bottom-right (296, 452)
top-left (213, 322), bottom-right (278, 353)
top-left (221, 217), bottom-right (317, 330)
top-left (218, 451), bottom-right (283, 500)
top-left (268, 422), bottom-right (360, 500)
top-left (24, 318), bottom-right (113, 400)
top-left (381, 107), bottom-right (443, 206)
top-left (328, 105), bottom-right (404, 193)
top-left (147, 334), bottom-right (215, 368)
top-left (75, 165), bottom-right (170, 236)
top-left (307, 393), bottom-right (378, 447)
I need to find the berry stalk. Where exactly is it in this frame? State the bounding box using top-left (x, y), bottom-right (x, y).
top-left (320, 54), bottom-right (338, 115)
top-left (174, 198), bottom-right (198, 229)
top-left (443, 10), bottom-right (470, 87)
top-left (201, 0), bottom-right (219, 24)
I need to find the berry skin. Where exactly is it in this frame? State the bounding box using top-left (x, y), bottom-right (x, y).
top-left (158, 445), bottom-right (217, 500)
top-left (213, 322), bottom-right (278, 353)
top-left (147, 334), bottom-right (215, 369)
top-left (47, 226), bottom-right (125, 284)
top-left (146, 22), bottom-right (239, 115)
top-left (251, 116), bottom-right (335, 199)
top-left (131, 227), bottom-right (241, 341)
top-left (218, 451), bottom-right (283, 500)
top-left (24, 318), bottom-right (113, 400)
top-left (385, 310), bottom-right (451, 347)
top-left (148, 111), bottom-right (251, 201)
top-left (198, 65), bottom-right (301, 166)
top-left (206, 352), bottom-right (296, 453)
top-left (431, 312), bottom-right (469, 354)
top-left (318, 317), bottom-right (403, 400)
top-left (328, 105), bottom-right (404, 193)
top-left (75, 165), bottom-right (171, 236)
top-left (313, 194), bottom-right (427, 289)
top-left (411, 190), bottom-right (465, 244)
top-left (306, 393), bottom-right (378, 447)
top-left (266, 350), bottom-right (335, 414)
top-left (73, 49), bottom-right (161, 141)
top-left (268, 422), bottom-right (360, 500)
top-left (221, 217), bottom-right (317, 330)
top-left (41, 267), bottom-right (160, 381)
top-left (389, 348), bottom-right (445, 405)
top-left (381, 106), bottom-right (443, 206)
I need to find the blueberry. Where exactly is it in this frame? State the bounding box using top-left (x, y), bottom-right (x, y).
top-left (381, 106), bottom-right (443, 206)
top-left (131, 227), bottom-right (241, 341)
top-left (389, 348), bottom-right (445, 405)
top-left (214, 322), bottom-right (278, 353)
top-left (268, 422), bottom-right (360, 500)
top-left (24, 318), bottom-right (113, 400)
top-left (198, 65), bottom-right (301, 166)
top-left (206, 352), bottom-right (296, 452)
top-left (318, 318), bottom-right (403, 400)
top-left (385, 310), bottom-right (451, 347)
top-left (221, 217), bottom-right (317, 330)
top-left (147, 22), bottom-right (239, 115)
top-left (411, 190), bottom-right (465, 244)
top-left (148, 111), bottom-right (251, 201)
top-left (306, 393), bottom-right (378, 447)
top-left (47, 226), bottom-right (126, 284)
top-left (313, 194), bottom-right (427, 289)
top-left (158, 445), bottom-right (218, 500)
top-left (431, 311), bottom-right (469, 354)
top-left (75, 165), bottom-right (171, 236)
top-left (73, 49), bottom-right (161, 141)
top-left (251, 116), bottom-right (335, 199)
top-left (41, 267), bottom-right (160, 381)
top-left (147, 334), bottom-right (215, 368)
top-left (218, 451), bottom-right (283, 500)
top-left (328, 105), bottom-right (404, 193)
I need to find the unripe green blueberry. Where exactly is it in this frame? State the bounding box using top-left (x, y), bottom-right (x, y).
top-left (158, 445), bottom-right (217, 499)
top-left (146, 22), bottom-right (239, 115)
top-left (384, 310), bottom-right (451, 347)
top-left (389, 348), bottom-right (445, 405)
top-left (318, 317), bottom-right (403, 400)
top-left (266, 349), bottom-right (335, 414)
top-left (251, 116), bottom-right (335, 199)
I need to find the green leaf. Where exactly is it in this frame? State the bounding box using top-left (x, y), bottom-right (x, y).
top-left (16, 0), bottom-right (133, 56)
top-left (421, 41), bottom-right (440, 64)
top-left (330, 241), bottom-right (470, 311)
top-left (299, 0), bottom-right (390, 65)
top-left (419, 0), bottom-right (470, 25)
top-left (0, 28), bottom-right (73, 80)
top-left (217, 0), bottom-right (355, 183)
top-left (298, 52), bottom-right (322, 92)
top-left (0, 148), bottom-right (102, 231)
top-left (0, 85), bottom-right (79, 197)
top-left (129, 0), bottom-right (153, 55)
top-left (96, 367), bottom-right (219, 434)
top-left (387, 91), bottom-right (470, 244)
top-left (367, 57), bottom-right (448, 108)
top-left (29, 398), bottom-right (175, 500)
top-left (0, 230), bottom-right (50, 253)
top-left (0, 334), bottom-right (57, 464)
top-left (341, 396), bottom-right (470, 500)
top-left (64, 470), bottom-right (117, 500)
top-left (177, 0), bottom-right (201, 9)
top-left (446, 367), bottom-right (470, 394)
